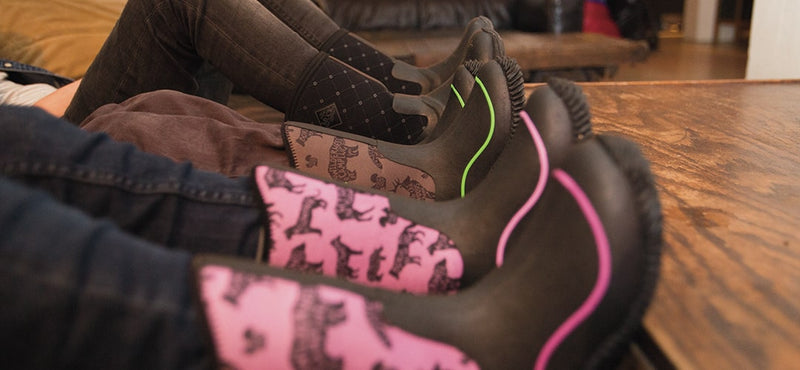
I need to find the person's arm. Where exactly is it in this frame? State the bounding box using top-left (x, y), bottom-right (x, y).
top-left (33, 78), bottom-right (81, 117)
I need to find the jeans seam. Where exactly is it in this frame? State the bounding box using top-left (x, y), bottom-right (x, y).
top-left (270, 4), bottom-right (323, 47)
top-left (2, 161), bottom-right (256, 206)
top-left (109, 0), bottom-right (155, 109)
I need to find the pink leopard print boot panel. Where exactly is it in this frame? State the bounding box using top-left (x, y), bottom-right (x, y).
top-left (254, 165), bottom-right (463, 294)
top-left (284, 124), bottom-right (437, 201)
top-left (199, 264), bottom-right (479, 369)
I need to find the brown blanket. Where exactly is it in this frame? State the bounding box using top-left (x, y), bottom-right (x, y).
top-left (81, 90), bottom-right (288, 177)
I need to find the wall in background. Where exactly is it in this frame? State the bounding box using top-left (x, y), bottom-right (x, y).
top-left (746, 0), bottom-right (800, 79)
top-left (683, 0), bottom-right (719, 42)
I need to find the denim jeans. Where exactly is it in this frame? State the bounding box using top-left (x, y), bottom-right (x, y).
top-left (0, 176), bottom-right (212, 369)
top-left (0, 106), bottom-right (262, 258)
top-left (0, 106), bottom-right (240, 368)
top-left (253, 0), bottom-right (340, 48)
top-left (64, 0), bottom-right (324, 123)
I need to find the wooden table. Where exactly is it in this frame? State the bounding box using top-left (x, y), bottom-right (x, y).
top-left (565, 80), bottom-right (800, 369)
top-left (360, 31), bottom-right (649, 81)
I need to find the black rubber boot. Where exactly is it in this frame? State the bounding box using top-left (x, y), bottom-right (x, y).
top-left (282, 57), bottom-right (526, 201)
top-left (286, 53), bottom-right (429, 144)
top-left (322, 16), bottom-right (504, 95)
top-left (191, 119), bottom-right (662, 370)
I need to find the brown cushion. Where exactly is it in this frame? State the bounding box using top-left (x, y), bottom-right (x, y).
top-left (81, 90), bottom-right (289, 177)
top-left (0, 0), bottom-right (125, 79)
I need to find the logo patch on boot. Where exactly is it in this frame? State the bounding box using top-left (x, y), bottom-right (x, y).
top-left (315, 103), bottom-right (342, 128)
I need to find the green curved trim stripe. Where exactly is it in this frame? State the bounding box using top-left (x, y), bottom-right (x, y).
top-left (450, 84), bottom-right (466, 108)
top-left (460, 76), bottom-right (495, 197)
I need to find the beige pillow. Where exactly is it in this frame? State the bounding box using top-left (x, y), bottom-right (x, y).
top-left (0, 0), bottom-right (126, 79)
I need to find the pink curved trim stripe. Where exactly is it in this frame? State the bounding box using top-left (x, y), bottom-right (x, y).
top-left (495, 110), bottom-right (549, 267)
top-left (534, 169), bottom-right (613, 370)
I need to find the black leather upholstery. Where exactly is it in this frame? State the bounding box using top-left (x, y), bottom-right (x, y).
top-left (318, 0), bottom-right (584, 32)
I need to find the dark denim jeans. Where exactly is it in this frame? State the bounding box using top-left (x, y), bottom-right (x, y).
top-left (254, 0), bottom-right (340, 48)
top-left (0, 106), bottom-right (241, 368)
top-left (0, 106), bottom-right (262, 258)
top-left (0, 176), bottom-right (211, 369)
top-left (64, 0), bottom-right (327, 123)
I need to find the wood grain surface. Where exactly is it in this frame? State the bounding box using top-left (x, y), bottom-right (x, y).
top-left (571, 80), bottom-right (800, 369)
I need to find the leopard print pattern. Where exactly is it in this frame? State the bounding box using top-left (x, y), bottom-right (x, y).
top-left (285, 124), bottom-right (436, 201)
top-left (254, 165), bottom-right (463, 294)
top-left (198, 265), bottom-right (478, 369)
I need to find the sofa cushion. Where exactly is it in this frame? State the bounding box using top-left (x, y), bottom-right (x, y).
top-left (0, 0), bottom-right (125, 79)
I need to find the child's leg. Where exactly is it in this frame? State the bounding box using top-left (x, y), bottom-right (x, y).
top-left (255, 0), bottom-right (504, 94)
top-left (64, 0), bottom-right (429, 144)
top-left (1, 106), bottom-right (261, 257)
top-left (0, 175), bottom-right (211, 369)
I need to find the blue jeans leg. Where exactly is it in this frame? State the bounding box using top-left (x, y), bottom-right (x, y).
top-left (0, 175), bottom-right (212, 369)
top-left (0, 106), bottom-right (262, 258)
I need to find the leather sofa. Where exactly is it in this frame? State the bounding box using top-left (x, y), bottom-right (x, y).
top-left (316, 0), bottom-right (585, 34)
